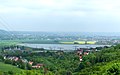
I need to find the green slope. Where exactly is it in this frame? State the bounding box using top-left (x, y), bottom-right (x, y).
top-left (75, 44), bottom-right (120, 75)
top-left (0, 62), bottom-right (22, 73)
top-left (77, 60), bottom-right (120, 75)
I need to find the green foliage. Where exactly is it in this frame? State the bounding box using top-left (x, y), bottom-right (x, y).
top-left (107, 63), bottom-right (120, 75)
top-left (76, 44), bottom-right (120, 74)
top-left (26, 63), bottom-right (32, 70)
top-left (4, 59), bottom-right (13, 64)
top-left (1, 43), bottom-right (120, 75)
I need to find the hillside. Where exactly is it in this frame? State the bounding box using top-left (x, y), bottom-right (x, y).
top-left (0, 29), bottom-right (12, 40)
top-left (0, 42), bottom-right (120, 75)
top-left (78, 60), bottom-right (120, 75)
top-left (0, 29), bottom-right (9, 35)
top-left (0, 62), bottom-right (22, 72)
top-left (75, 44), bottom-right (120, 75)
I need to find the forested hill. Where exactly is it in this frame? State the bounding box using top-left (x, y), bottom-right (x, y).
top-left (0, 29), bottom-right (9, 34)
top-left (0, 29), bottom-right (12, 40)
top-left (75, 44), bottom-right (120, 75)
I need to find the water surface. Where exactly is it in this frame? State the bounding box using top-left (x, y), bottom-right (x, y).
top-left (19, 44), bottom-right (111, 50)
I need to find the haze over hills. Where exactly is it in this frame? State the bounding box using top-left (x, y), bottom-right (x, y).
top-left (1, 29), bottom-right (120, 39)
top-left (0, 29), bottom-right (11, 36)
top-left (9, 30), bottom-right (120, 36)
top-left (0, 29), bottom-right (12, 40)
top-left (0, 29), bottom-right (9, 34)
top-left (1, 28), bottom-right (120, 37)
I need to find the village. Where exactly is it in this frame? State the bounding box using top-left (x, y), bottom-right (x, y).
top-left (0, 44), bottom-right (108, 71)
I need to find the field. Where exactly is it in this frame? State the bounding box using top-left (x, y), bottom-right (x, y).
top-left (60, 42), bottom-right (74, 44)
top-left (74, 41), bottom-right (86, 44)
top-left (0, 41), bottom-right (19, 46)
top-left (0, 62), bottom-right (22, 72)
top-left (87, 41), bottom-right (96, 44)
top-left (0, 40), bottom-right (96, 45)
top-left (20, 40), bottom-right (59, 44)
top-left (60, 41), bottom-right (96, 44)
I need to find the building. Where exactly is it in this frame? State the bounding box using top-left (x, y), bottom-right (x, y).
top-left (32, 64), bottom-right (44, 68)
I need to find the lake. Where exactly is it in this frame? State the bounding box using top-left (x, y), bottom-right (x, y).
top-left (19, 44), bottom-right (111, 50)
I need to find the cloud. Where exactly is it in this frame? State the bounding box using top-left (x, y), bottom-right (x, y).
top-left (0, 0), bottom-right (120, 32)
top-left (0, 0), bottom-right (120, 17)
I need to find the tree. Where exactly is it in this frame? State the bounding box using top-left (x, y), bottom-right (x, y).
top-left (26, 63), bottom-right (32, 70)
top-left (4, 59), bottom-right (13, 64)
top-left (107, 63), bottom-right (120, 75)
top-left (66, 71), bottom-right (72, 75)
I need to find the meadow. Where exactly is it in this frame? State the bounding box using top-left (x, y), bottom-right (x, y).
top-left (0, 62), bottom-right (22, 73)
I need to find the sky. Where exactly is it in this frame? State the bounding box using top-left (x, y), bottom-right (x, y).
top-left (0, 0), bottom-right (120, 32)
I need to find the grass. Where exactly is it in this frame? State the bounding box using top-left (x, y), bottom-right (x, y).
top-left (0, 62), bottom-right (22, 72)
top-left (0, 41), bottom-right (19, 47)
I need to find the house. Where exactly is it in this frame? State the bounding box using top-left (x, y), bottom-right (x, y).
top-left (4, 56), bottom-right (6, 60)
top-left (7, 56), bottom-right (19, 61)
top-left (79, 55), bottom-right (83, 62)
top-left (80, 58), bottom-right (82, 62)
top-left (84, 52), bottom-right (89, 55)
top-left (79, 55), bottom-right (82, 59)
top-left (14, 57), bottom-right (19, 61)
top-left (77, 49), bottom-right (83, 55)
top-left (32, 64), bottom-right (44, 68)
top-left (29, 61), bottom-right (33, 65)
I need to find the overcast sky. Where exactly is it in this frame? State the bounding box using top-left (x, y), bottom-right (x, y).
top-left (0, 0), bottom-right (120, 32)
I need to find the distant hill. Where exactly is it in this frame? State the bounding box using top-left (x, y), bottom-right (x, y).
top-left (0, 29), bottom-right (10, 35)
top-left (0, 29), bottom-right (12, 40)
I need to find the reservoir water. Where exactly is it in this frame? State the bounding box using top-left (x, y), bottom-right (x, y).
top-left (19, 44), bottom-right (111, 50)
